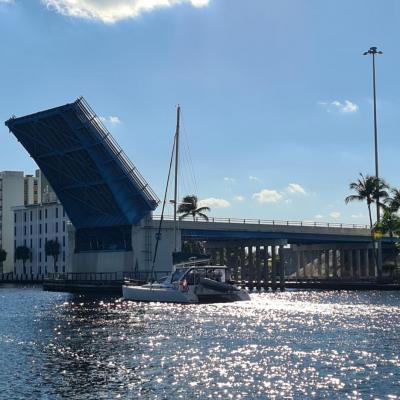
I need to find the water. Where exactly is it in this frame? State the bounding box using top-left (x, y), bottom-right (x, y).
top-left (0, 286), bottom-right (399, 399)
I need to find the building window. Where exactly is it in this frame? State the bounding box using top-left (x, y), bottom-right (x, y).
top-left (45, 223), bottom-right (47, 234)
top-left (62, 251), bottom-right (65, 262)
top-left (30, 239), bottom-right (32, 248)
top-left (24, 212), bottom-right (26, 222)
top-left (30, 211), bottom-right (32, 221)
top-left (39, 210), bottom-right (42, 220)
top-left (63, 236), bottom-right (65, 247)
top-left (55, 222), bottom-right (58, 233)
top-left (56, 207), bottom-right (58, 218)
top-left (39, 224), bottom-right (42, 234)
top-left (63, 208), bottom-right (66, 218)
top-left (24, 226), bottom-right (26, 235)
top-left (39, 266), bottom-right (42, 275)
top-left (30, 225), bottom-right (32, 235)
top-left (14, 213), bottom-right (16, 223)
top-left (14, 226), bottom-right (16, 237)
top-left (63, 221), bottom-right (65, 232)
top-left (24, 239), bottom-right (26, 246)
top-left (39, 252), bottom-right (41, 262)
top-left (39, 238), bottom-right (42, 248)
top-left (45, 209), bottom-right (47, 219)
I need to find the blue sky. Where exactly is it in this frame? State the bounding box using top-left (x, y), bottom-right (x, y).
top-left (1, 0), bottom-right (400, 224)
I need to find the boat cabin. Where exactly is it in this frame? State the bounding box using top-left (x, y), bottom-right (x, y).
top-left (171, 266), bottom-right (228, 285)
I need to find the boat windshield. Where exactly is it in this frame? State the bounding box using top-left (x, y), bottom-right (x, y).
top-left (184, 267), bottom-right (226, 284)
top-left (171, 268), bottom-right (188, 282)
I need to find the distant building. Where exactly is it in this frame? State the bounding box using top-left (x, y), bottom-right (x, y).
top-left (0, 169), bottom-right (61, 275)
top-left (13, 201), bottom-right (70, 276)
top-left (0, 171), bottom-right (25, 273)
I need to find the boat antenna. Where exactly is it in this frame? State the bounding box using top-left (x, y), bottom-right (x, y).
top-left (149, 106), bottom-right (179, 279)
top-left (173, 105), bottom-right (180, 253)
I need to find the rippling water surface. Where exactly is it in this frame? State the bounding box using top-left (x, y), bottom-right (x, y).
top-left (0, 285), bottom-right (399, 399)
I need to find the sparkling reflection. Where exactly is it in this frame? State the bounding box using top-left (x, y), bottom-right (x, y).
top-left (0, 286), bottom-right (399, 399)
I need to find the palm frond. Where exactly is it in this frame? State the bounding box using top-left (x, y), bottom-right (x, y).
top-left (196, 212), bottom-right (209, 221)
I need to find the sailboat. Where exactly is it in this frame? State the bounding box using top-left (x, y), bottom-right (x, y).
top-left (122, 107), bottom-right (250, 303)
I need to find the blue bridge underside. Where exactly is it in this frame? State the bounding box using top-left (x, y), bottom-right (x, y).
top-left (5, 98), bottom-right (159, 229)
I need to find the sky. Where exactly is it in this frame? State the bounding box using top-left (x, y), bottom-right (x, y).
top-left (1, 0), bottom-right (400, 225)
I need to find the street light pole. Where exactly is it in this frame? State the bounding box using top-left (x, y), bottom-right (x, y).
top-left (363, 46), bottom-right (383, 279)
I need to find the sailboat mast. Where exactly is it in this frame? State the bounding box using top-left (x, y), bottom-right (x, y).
top-left (173, 105), bottom-right (180, 253)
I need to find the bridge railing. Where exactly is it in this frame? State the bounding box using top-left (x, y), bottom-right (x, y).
top-left (152, 215), bottom-right (369, 230)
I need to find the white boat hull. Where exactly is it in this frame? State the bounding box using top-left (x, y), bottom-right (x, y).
top-left (122, 284), bottom-right (198, 303)
top-left (122, 283), bottom-right (250, 304)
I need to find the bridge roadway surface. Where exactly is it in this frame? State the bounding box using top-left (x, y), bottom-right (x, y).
top-left (153, 216), bottom-right (394, 245)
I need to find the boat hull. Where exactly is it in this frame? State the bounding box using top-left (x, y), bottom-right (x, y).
top-left (122, 284), bottom-right (197, 303)
top-left (122, 283), bottom-right (250, 303)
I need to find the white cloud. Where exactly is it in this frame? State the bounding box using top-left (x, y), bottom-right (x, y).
top-left (329, 211), bottom-right (341, 219)
top-left (287, 183), bottom-right (306, 195)
top-left (233, 195), bottom-right (245, 203)
top-left (315, 214), bottom-right (323, 219)
top-left (99, 115), bottom-right (121, 125)
top-left (318, 100), bottom-right (359, 114)
top-left (351, 213), bottom-right (364, 219)
top-left (0, 0), bottom-right (14, 3)
top-left (252, 189), bottom-right (283, 203)
top-left (249, 175), bottom-right (260, 182)
top-left (199, 197), bottom-right (230, 209)
top-left (223, 177), bottom-right (235, 183)
top-left (42, 0), bottom-right (210, 23)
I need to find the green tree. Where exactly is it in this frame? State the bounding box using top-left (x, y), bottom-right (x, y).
top-left (177, 195), bottom-right (210, 221)
top-left (345, 173), bottom-right (389, 229)
top-left (15, 246), bottom-right (31, 274)
top-left (374, 210), bottom-right (400, 273)
top-left (0, 248), bottom-right (6, 274)
top-left (0, 249), bottom-right (6, 264)
top-left (374, 210), bottom-right (400, 238)
top-left (45, 240), bottom-right (60, 273)
top-left (384, 188), bottom-right (400, 213)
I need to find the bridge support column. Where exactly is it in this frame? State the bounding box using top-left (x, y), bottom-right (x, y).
top-left (348, 250), bottom-right (354, 278)
top-left (364, 249), bottom-right (369, 277)
top-left (296, 251), bottom-right (300, 279)
top-left (333, 250), bottom-right (338, 278)
top-left (247, 246), bottom-right (254, 290)
top-left (318, 251), bottom-right (323, 277)
top-left (263, 246), bottom-right (269, 289)
top-left (233, 247), bottom-right (240, 281)
top-left (271, 246), bottom-right (277, 290)
top-left (325, 250), bottom-right (330, 278)
top-left (240, 246), bottom-right (246, 283)
top-left (300, 251), bottom-right (306, 278)
top-left (279, 245), bottom-right (285, 290)
top-left (255, 246), bottom-right (261, 289)
top-left (355, 249), bottom-right (361, 278)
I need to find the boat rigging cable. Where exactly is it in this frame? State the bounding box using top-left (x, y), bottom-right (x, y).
top-left (149, 131), bottom-right (177, 280)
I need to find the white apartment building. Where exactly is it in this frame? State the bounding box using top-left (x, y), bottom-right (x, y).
top-left (13, 201), bottom-right (70, 276)
top-left (0, 171), bottom-right (25, 273)
top-left (0, 169), bottom-right (55, 274)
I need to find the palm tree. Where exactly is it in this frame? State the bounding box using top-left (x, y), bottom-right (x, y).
top-left (177, 195), bottom-right (210, 221)
top-left (374, 210), bottom-right (400, 238)
top-left (374, 210), bottom-right (400, 273)
top-left (45, 240), bottom-right (60, 273)
top-left (345, 173), bottom-right (389, 228)
top-left (15, 246), bottom-right (31, 274)
top-left (384, 188), bottom-right (400, 213)
top-left (0, 248), bottom-right (6, 274)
